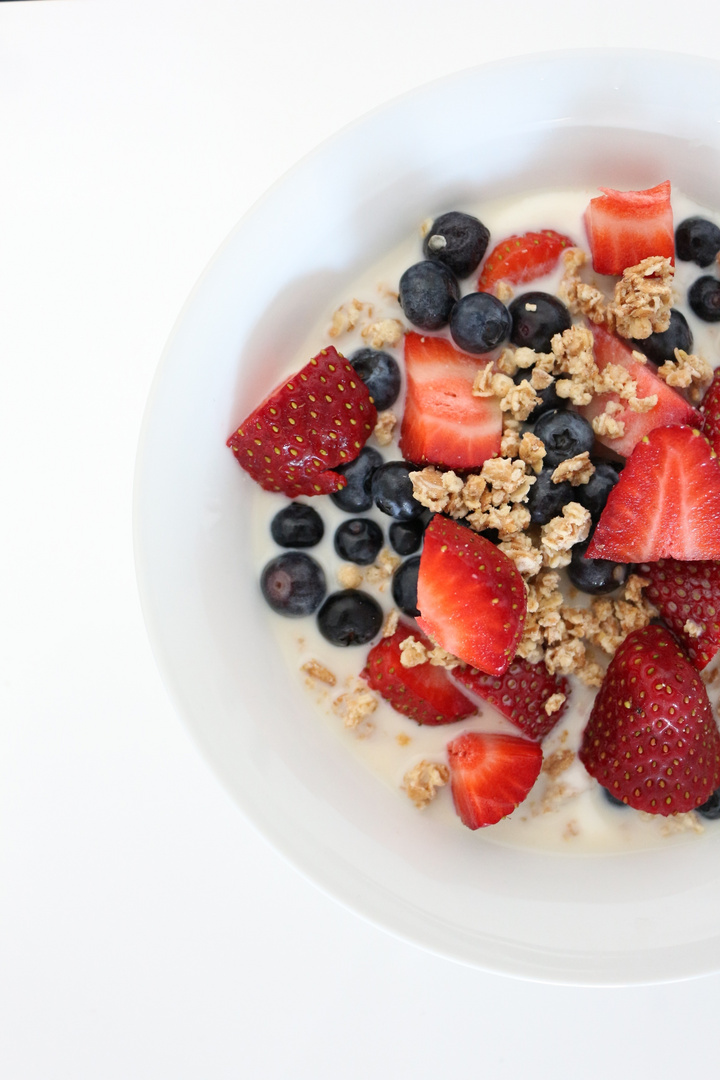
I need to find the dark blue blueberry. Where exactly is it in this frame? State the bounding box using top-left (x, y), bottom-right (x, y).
top-left (349, 348), bottom-right (401, 411)
top-left (398, 261), bottom-right (460, 330)
top-left (526, 466), bottom-right (574, 526)
top-left (422, 211), bottom-right (490, 278)
top-left (675, 217), bottom-right (720, 268)
top-left (330, 447), bottom-right (383, 514)
top-left (261, 553), bottom-right (326, 617)
top-left (697, 787), bottom-right (720, 820)
top-left (515, 369), bottom-right (570, 422)
top-left (316, 589), bottom-right (383, 646)
top-left (532, 409), bottom-right (594, 467)
top-left (371, 461), bottom-right (426, 521)
top-left (577, 461), bottom-right (620, 521)
top-left (270, 502), bottom-right (324, 548)
top-left (334, 518), bottom-right (384, 565)
top-left (392, 556), bottom-right (421, 617)
top-left (389, 519), bottom-right (425, 556)
top-left (449, 292), bottom-right (511, 354)
top-left (508, 292), bottom-right (571, 353)
top-left (567, 536), bottom-right (628, 595)
top-left (602, 786), bottom-right (628, 808)
top-left (631, 309), bottom-right (693, 365)
top-left (689, 276), bottom-right (720, 322)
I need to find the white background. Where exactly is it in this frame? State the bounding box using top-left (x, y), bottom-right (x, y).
top-left (1, 2), bottom-right (719, 1077)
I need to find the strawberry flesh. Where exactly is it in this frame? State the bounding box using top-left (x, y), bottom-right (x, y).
top-left (447, 731), bottom-right (543, 829)
top-left (227, 347), bottom-right (377, 496)
top-left (360, 623), bottom-right (476, 726)
top-left (416, 516), bottom-right (526, 675)
top-left (399, 332), bottom-right (502, 469)
top-left (584, 181), bottom-right (674, 275)
top-left (454, 659), bottom-right (569, 742)
top-left (586, 424), bottom-right (720, 562)
top-left (579, 625), bottom-right (720, 814)
top-left (700, 367), bottom-right (720, 456)
top-left (476, 229), bottom-right (574, 294)
top-left (639, 559), bottom-right (720, 670)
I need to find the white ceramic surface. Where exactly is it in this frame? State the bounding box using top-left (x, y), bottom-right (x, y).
top-left (134, 49), bottom-right (720, 985)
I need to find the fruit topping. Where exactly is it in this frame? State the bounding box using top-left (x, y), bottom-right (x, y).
top-left (371, 459), bottom-right (428, 520)
top-left (454, 658), bottom-right (569, 742)
top-left (576, 461), bottom-right (620, 522)
top-left (476, 230), bottom-right (574, 293)
top-left (391, 555), bottom-right (421, 616)
top-left (449, 292), bottom-right (511, 354)
top-left (334, 518), bottom-right (384, 565)
top-left (316, 589), bottom-right (383, 646)
top-left (422, 211), bottom-right (490, 278)
top-left (389, 519), bottom-right (424, 556)
top-left (349, 348), bottom-right (401, 411)
top-left (227, 347), bottom-right (377, 496)
top-left (399, 332), bottom-right (502, 470)
top-left (526, 466), bottom-right (574, 526)
top-left (584, 181), bottom-right (674, 276)
top-left (361, 624), bottom-right (476, 726)
top-left (700, 367), bottom-right (720, 456)
top-left (330, 446), bottom-right (384, 514)
top-left (697, 788), bottom-right (720, 820)
top-left (587, 424), bottom-right (720, 562)
top-left (533, 409), bottom-right (594, 468)
top-left (415, 516), bottom-right (526, 675)
top-left (688, 275), bottom-right (720, 322)
top-left (630, 308), bottom-right (693, 365)
top-left (508, 291), bottom-right (572, 353)
top-left (567, 534), bottom-right (628, 595)
top-left (578, 625), bottom-right (720, 814)
top-left (639, 559), bottom-right (720, 670)
top-left (675, 216), bottom-right (720, 267)
top-left (398, 261), bottom-right (460, 330)
top-left (446, 731), bottom-right (543, 829)
top-left (270, 502), bottom-right (324, 548)
top-left (261, 552), bottom-right (326, 616)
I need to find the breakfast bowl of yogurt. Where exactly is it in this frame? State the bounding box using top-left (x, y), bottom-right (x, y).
top-left (134, 49), bottom-right (720, 985)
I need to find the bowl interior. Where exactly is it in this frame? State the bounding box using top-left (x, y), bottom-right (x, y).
top-left (134, 50), bottom-right (720, 985)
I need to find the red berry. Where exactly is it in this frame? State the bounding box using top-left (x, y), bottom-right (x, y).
top-left (639, 559), bottom-right (720, 670)
top-left (476, 229), bottom-right (574, 294)
top-left (454, 658), bottom-right (569, 742)
top-left (700, 367), bottom-right (720, 456)
top-left (584, 181), bottom-right (674, 275)
top-left (447, 731), bottom-right (542, 829)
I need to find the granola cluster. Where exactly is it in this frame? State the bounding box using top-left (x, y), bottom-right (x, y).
top-left (559, 250), bottom-right (673, 339)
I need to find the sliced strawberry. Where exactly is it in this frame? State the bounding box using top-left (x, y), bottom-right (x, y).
top-left (638, 559), bottom-right (720, 670)
top-left (587, 425), bottom-right (720, 562)
top-left (447, 731), bottom-right (542, 829)
top-left (584, 181), bottom-right (674, 275)
top-left (416, 516), bottom-right (526, 676)
top-left (580, 325), bottom-right (700, 457)
top-left (360, 623), bottom-right (476, 726)
top-left (700, 367), bottom-right (720, 456)
top-left (578, 625), bottom-right (720, 814)
top-left (227, 347), bottom-right (377, 496)
top-left (476, 229), bottom-right (575, 294)
top-left (454, 659), bottom-right (569, 742)
top-left (399, 332), bottom-right (502, 469)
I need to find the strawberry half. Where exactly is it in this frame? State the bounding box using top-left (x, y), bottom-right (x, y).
top-left (476, 229), bottom-right (574, 294)
top-left (700, 367), bottom-right (720, 456)
top-left (580, 325), bottom-right (699, 458)
top-left (639, 559), bottom-right (720, 670)
top-left (399, 332), bottom-right (502, 469)
top-left (447, 731), bottom-right (543, 829)
top-left (579, 625), bottom-right (720, 814)
top-left (454, 659), bottom-right (569, 742)
top-left (360, 623), bottom-right (476, 726)
top-left (227, 347), bottom-right (377, 496)
top-left (586, 425), bottom-right (720, 562)
top-left (416, 516), bottom-right (526, 675)
top-left (584, 181), bottom-right (674, 276)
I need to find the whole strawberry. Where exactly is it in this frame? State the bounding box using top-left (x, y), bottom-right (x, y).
top-left (579, 625), bottom-right (720, 814)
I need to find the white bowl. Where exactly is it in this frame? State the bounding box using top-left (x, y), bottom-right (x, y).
top-left (134, 49), bottom-right (720, 985)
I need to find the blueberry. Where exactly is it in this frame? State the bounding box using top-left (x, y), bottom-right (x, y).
top-left (688, 276), bottom-right (720, 322)
top-left (389, 519), bottom-right (425, 556)
top-left (270, 502), bottom-right (324, 548)
top-left (422, 211), bottom-right (490, 278)
top-left (675, 216), bottom-right (720, 268)
top-left (392, 556), bottom-right (421, 617)
top-left (398, 261), bottom-right (460, 330)
top-left (334, 518), bottom-right (384, 565)
top-left (567, 536), bottom-right (628, 595)
top-left (602, 786), bottom-right (627, 808)
top-left (515, 369), bottom-right (570, 422)
top-left (532, 409), bottom-right (594, 467)
top-left (371, 461), bottom-right (426, 521)
top-left (508, 292), bottom-right (572, 353)
top-left (631, 309), bottom-right (693, 364)
top-left (261, 553), bottom-right (326, 617)
top-left (526, 466), bottom-right (574, 526)
top-left (697, 787), bottom-right (720, 820)
top-left (449, 292), bottom-right (511, 354)
top-left (349, 348), bottom-right (401, 411)
top-left (577, 461), bottom-right (620, 521)
top-left (317, 589), bottom-right (383, 646)
top-left (330, 447), bottom-right (383, 514)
